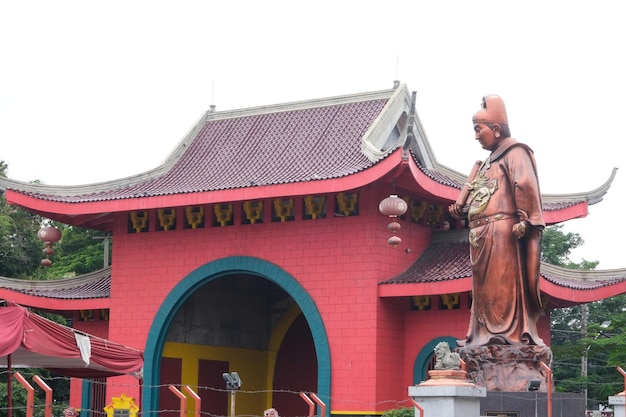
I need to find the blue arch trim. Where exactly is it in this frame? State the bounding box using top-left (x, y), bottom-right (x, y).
top-left (413, 336), bottom-right (458, 384)
top-left (142, 256), bottom-right (331, 416)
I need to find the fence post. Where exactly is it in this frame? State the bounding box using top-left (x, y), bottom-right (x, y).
top-left (33, 375), bottom-right (53, 417)
top-left (14, 372), bottom-right (35, 417)
top-left (183, 386), bottom-right (201, 417)
top-left (299, 392), bottom-right (316, 417)
top-left (168, 385), bottom-right (187, 417)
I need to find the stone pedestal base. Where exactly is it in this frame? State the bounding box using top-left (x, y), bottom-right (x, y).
top-left (609, 392), bottom-right (625, 417)
top-left (457, 344), bottom-right (553, 392)
top-left (408, 370), bottom-right (485, 417)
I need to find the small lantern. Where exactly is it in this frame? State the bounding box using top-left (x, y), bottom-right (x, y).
top-left (388, 236), bottom-right (401, 247)
top-left (387, 221), bottom-right (401, 233)
top-left (37, 225), bottom-right (62, 267)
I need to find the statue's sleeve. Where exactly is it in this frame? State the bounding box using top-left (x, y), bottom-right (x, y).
top-left (504, 146), bottom-right (545, 228)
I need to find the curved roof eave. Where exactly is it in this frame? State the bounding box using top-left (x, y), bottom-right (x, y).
top-left (405, 147), bottom-right (617, 223)
top-left (0, 268), bottom-right (111, 310)
top-left (378, 269), bottom-right (626, 303)
top-left (540, 262), bottom-right (626, 303)
top-left (5, 149), bottom-right (406, 218)
top-left (378, 231), bottom-right (626, 303)
top-left (543, 167), bottom-right (618, 205)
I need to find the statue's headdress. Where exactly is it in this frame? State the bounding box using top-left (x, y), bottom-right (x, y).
top-left (472, 95), bottom-right (508, 125)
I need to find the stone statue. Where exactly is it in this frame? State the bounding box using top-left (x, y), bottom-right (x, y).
top-left (264, 408), bottom-right (279, 417)
top-left (433, 341), bottom-right (461, 371)
top-left (449, 95), bottom-right (552, 391)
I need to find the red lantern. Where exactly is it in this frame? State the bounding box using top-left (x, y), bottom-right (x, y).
top-left (379, 195), bottom-right (408, 218)
top-left (388, 236), bottom-right (401, 247)
top-left (37, 226), bottom-right (62, 243)
top-left (38, 226), bottom-right (61, 267)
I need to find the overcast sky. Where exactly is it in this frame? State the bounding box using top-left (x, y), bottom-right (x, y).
top-left (1, 1), bottom-right (624, 268)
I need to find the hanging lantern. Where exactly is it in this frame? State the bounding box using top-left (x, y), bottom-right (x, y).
top-left (37, 226), bottom-right (62, 244)
top-left (387, 221), bottom-right (401, 233)
top-left (380, 194), bottom-right (407, 247)
top-left (38, 225), bottom-right (62, 267)
top-left (388, 236), bottom-right (401, 247)
top-left (379, 194), bottom-right (408, 218)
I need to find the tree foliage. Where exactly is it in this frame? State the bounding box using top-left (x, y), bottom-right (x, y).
top-left (42, 224), bottom-right (109, 278)
top-left (382, 406), bottom-right (415, 417)
top-left (0, 372), bottom-right (69, 417)
top-left (541, 224), bottom-right (598, 269)
top-left (0, 163), bottom-right (43, 277)
top-left (0, 161), bottom-right (109, 279)
top-left (543, 225), bottom-right (624, 409)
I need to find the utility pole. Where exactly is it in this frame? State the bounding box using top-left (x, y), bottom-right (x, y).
top-left (581, 303), bottom-right (589, 410)
top-left (92, 235), bottom-right (111, 268)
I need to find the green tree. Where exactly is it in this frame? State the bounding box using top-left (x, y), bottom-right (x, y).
top-left (543, 225), bottom-right (624, 409)
top-left (0, 160), bottom-right (109, 280)
top-left (0, 372), bottom-right (69, 417)
top-left (40, 224), bottom-right (109, 278)
top-left (0, 163), bottom-right (43, 278)
top-left (541, 224), bottom-right (598, 269)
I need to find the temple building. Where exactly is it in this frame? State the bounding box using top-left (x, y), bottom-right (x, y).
top-left (1, 83), bottom-right (625, 417)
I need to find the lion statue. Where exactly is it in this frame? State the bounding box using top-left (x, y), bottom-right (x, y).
top-left (433, 341), bottom-right (461, 370)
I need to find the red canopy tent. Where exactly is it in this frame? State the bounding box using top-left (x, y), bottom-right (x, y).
top-left (0, 305), bottom-right (143, 378)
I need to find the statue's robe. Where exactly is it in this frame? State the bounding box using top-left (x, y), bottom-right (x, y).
top-left (463, 137), bottom-right (546, 346)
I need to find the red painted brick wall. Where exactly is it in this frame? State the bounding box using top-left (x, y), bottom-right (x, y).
top-left (104, 184), bottom-right (447, 411)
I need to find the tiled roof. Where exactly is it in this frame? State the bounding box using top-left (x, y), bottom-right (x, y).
top-left (1, 86), bottom-right (615, 215)
top-left (540, 263), bottom-right (626, 290)
top-left (0, 268), bottom-right (110, 299)
top-left (380, 231), bottom-right (472, 284)
top-left (380, 230), bottom-right (626, 291)
top-left (12, 97), bottom-right (390, 204)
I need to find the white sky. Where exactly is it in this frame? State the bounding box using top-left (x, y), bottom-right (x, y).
top-left (1, 1), bottom-right (624, 268)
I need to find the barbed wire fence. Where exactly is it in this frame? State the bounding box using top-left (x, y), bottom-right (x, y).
top-left (1, 366), bottom-right (624, 417)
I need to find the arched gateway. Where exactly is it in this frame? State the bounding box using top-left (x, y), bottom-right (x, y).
top-left (143, 256), bottom-right (331, 416)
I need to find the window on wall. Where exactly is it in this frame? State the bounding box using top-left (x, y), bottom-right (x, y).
top-left (213, 203), bottom-right (234, 227)
top-left (157, 208), bottom-right (177, 231)
top-left (184, 206), bottom-right (205, 229)
top-left (272, 198), bottom-right (295, 222)
top-left (303, 195), bottom-right (327, 220)
top-left (128, 211), bottom-right (149, 233)
top-left (242, 201), bottom-right (264, 224)
top-left (334, 192), bottom-right (359, 217)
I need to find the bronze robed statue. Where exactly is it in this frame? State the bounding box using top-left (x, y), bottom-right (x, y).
top-left (449, 95), bottom-right (551, 391)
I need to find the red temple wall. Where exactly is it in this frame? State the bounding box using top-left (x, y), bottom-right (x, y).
top-left (101, 187), bottom-right (446, 411)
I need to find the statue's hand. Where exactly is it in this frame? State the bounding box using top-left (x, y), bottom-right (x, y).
top-left (512, 221), bottom-right (527, 239)
top-left (448, 203), bottom-right (465, 220)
